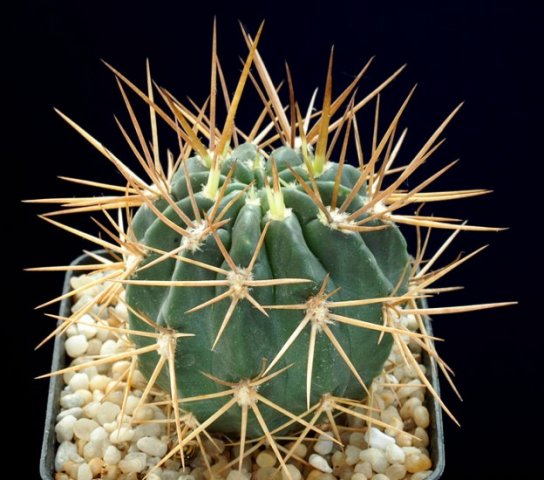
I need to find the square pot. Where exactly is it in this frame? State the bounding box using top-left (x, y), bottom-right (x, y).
top-left (40, 251), bottom-right (446, 479)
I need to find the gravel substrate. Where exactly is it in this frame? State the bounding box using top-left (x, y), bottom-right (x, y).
top-left (52, 270), bottom-right (435, 480)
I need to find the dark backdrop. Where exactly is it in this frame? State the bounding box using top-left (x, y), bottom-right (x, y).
top-left (11, 1), bottom-right (542, 478)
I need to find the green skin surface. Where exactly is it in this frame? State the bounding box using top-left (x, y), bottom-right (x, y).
top-left (127, 143), bottom-right (410, 438)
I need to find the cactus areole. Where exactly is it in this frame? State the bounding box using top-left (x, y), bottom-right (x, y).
top-left (127, 143), bottom-right (410, 437)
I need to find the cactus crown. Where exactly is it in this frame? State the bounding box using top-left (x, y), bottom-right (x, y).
top-left (32, 23), bottom-right (513, 478)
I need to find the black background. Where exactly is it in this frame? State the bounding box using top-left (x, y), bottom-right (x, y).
top-left (11, 1), bottom-right (542, 478)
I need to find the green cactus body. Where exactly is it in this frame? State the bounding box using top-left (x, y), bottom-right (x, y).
top-left (127, 143), bottom-right (410, 438)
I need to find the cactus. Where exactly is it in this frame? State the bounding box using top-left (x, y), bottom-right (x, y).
top-left (32, 22), bottom-right (514, 477)
top-left (127, 141), bottom-right (411, 438)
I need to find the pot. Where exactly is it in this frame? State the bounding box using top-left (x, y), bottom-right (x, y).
top-left (40, 251), bottom-right (446, 479)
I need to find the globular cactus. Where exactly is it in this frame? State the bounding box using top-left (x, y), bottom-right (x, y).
top-left (32, 22), bottom-right (513, 477)
top-left (127, 142), bottom-right (410, 437)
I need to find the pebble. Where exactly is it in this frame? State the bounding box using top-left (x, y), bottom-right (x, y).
top-left (255, 466), bottom-right (275, 480)
top-left (367, 428), bottom-right (395, 451)
top-left (77, 315), bottom-right (97, 339)
top-left (118, 452), bottom-right (147, 473)
top-left (372, 475), bottom-right (389, 480)
top-left (112, 360), bottom-right (131, 380)
top-left (110, 426), bottom-right (134, 443)
top-left (411, 471), bottom-right (432, 480)
top-left (71, 294), bottom-right (95, 313)
top-left (306, 470), bottom-right (323, 480)
top-left (68, 373), bottom-right (90, 391)
top-left (133, 405), bottom-right (154, 421)
top-left (131, 370), bottom-right (148, 389)
top-left (331, 450), bottom-right (346, 468)
top-left (73, 418), bottom-right (99, 441)
top-left (89, 425), bottom-right (108, 444)
top-left (160, 472), bottom-right (178, 480)
top-left (103, 445), bottom-right (122, 465)
top-left (385, 443), bottom-right (406, 464)
top-left (400, 398), bottom-right (422, 420)
top-left (395, 431), bottom-right (413, 447)
top-left (56, 407), bottom-right (83, 421)
top-left (256, 450), bottom-right (276, 468)
top-left (55, 415), bottom-right (77, 442)
top-left (66, 324), bottom-right (79, 338)
top-left (314, 438), bottom-right (334, 455)
top-left (77, 463), bottom-right (92, 480)
top-left (380, 390), bottom-right (396, 407)
top-left (88, 458), bottom-right (103, 476)
top-left (89, 374), bottom-right (110, 391)
top-left (351, 474), bottom-right (367, 480)
top-left (124, 395), bottom-right (140, 415)
top-left (82, 441), bottom-right (101, 461)
top-left (63, 372), bottom-right (75, 386)
top-left (86, 338), bottom-right (102, 355)
top-left (226, 470), bottom-right (249, 480)
top-left (398, 380), bottom-right (423, 399)
top-left (287, 442), bottom-right (307, 458)
top-left (381, 406), bottom-right (401, 424)
top-left (103, 389), bottom-right (124, 406)
top-left (63, 461), bottom-right (79, 478)
top-left (281, 464), bottom-right (302, 480)
top-left (115, 302), bottom-right (128, 318)
top-left (414, 427), bottom-right (430, 448)
top-left (348, 432), bottom-right (367, 449)
top-left (80, 366), bottom-right (98, 380)
top-left (76, 389), bottom-right (92, 404)
top-left (135, 422), bottom-right (162, 438)
top-left (65, 334), bottom-right (88, 358)
top-left (402, 447), bottom-right (421, 457)
top-left (405, 453), bottom-right (432, 473)
top-left (414, 406), bottom-right (430, 428)
top-left (385, 418), bottom-right (405, 437)
top-left (309, 454), bottom-right (333, 473)
top-left (83, 401), bottom-right (100, 419)
top-left (344, 445), bottom-right (361, 466)
top-left (100, 339), bottom-right (118, 356)
top-left (60, 392), bottom-right (85, 409)
top-left (347, 407), bottom-right (366, 429)
top-left (353, 462), bottom-right (372, 477)
top-left (96, 401), bottom-right (121, 425)
top-left (358, 448), bottom-right (387, 474)
top-left (55, 441), bottom-right (81, 471)
top-left (137, 436), bottom-right (167, 457)
top-left (385, 464), bottom-right (407, 480)
top-left (96, 323), bottom-right (111, 342)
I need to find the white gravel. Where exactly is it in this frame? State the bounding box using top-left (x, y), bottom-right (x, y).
top-left (367, 427), bottom-right (396, 450)
top-left (309, 454), bottom-right (333, 473)
top-left (52, 270), bottom-right (436, 480)
top-left (64, 334), bottom-right (88, 358)
top-left (137, 436), bottom-right (168, 457)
